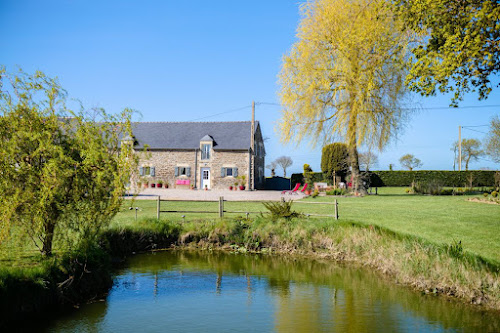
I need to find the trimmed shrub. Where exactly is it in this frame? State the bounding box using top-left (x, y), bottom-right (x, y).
top-left (292, 170), bottom-right (496, 188)
top-left (321, 143), bottom-right (349, 183)
top-left (369, 171), bottom-right (496, 187)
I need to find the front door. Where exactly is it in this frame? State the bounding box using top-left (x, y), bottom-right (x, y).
top-left (201, 168), bottom-right (211, 189)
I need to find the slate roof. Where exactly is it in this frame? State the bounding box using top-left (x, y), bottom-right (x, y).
top-left (130, 121), bottom-right (260, 150)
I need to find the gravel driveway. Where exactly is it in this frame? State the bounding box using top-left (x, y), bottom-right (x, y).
top-left (127, 188), bottom-right (306, 201)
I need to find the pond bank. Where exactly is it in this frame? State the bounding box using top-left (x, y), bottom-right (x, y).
top-left (103, 217), bottom-right (500, 311)
top-left (0, 247), bottom-right (113, 328)
top-left (2, 216), bottom-right (499, 328)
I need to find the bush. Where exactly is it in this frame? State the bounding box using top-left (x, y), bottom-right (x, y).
top-left (262, 200), bottom-right (302, 221)
top-left (291, 172), bottom-right (324, 188)
top-left (492, 191), bottom-right (499, 198)
top-left (321, 143), bottom-right (349, 183)
top-left (326, 188), bottom-right (346, 196)
top-left (410, 180), bottom-right (443, 195)
top-left (303, 164), bottom-right (314, 186)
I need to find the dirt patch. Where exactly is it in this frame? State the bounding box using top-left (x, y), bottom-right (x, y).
top-left (467, 198), bottom-right (500, 205)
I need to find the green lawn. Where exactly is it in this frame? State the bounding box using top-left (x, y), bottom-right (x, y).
top-left (300, 194), bottom-right (500, 264)
top-left (114, 190), bottom-right (500, 264)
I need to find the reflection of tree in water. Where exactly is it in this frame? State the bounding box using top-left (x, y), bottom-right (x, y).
top-left (216, 271), bottom-right (222, 294)
top-left (118, 251), bottom-right (500, 332)
top-left (267, 277), bottom-right (290, 296)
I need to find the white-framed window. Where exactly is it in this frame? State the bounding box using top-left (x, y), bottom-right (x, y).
top-left (201, 144), bottom-right (211, 160)
top-left (139, 166), bottom-right (155, 176)
top-left (175, 166), bottom-right (191, 177)
top-left (221, 167), bottom-right (237, 177)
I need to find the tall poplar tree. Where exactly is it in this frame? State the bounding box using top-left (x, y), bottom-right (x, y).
top-left (279, 0), bottom-right (413, 194)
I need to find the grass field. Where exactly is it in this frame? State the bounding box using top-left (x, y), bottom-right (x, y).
top-left (113, 188), bottom-right (500, 264)
top-left (2, 187), bottom-right (499, 312)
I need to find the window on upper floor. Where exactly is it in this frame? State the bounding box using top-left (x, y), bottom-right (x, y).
top-left (201, 144), bottom-right (211, 160)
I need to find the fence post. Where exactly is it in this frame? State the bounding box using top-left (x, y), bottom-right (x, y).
top-left (157, 195), bottom-right (160, 220)
top-left (219, 196), bottom-right (224, 218)
top-left (334, 199), bottom-right (338, 220)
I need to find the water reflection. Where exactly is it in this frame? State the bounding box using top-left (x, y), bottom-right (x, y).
top-left (44, 251), bottom-right (499, 332)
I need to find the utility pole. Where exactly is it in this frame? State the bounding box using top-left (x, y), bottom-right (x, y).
top-left (458, 125), bottom-right (462, 171)
top-left (250, 101), bottom-right (255, 190)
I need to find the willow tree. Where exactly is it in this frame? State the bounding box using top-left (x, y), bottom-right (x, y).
top-left (0, 68), bottom-right (137, 257)
top-left (279, 0), bottom-right (413, 194)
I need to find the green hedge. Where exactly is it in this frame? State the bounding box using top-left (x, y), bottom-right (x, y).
top-left (291, 172), bottom-right (325, 187)
top-left (291, 170), bottom-right (497, 187)
top-left (369, 171), bottom-right (496, 187)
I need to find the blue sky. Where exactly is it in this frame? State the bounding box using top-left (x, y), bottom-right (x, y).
top-left (1, 0), bottom-right (499, 175)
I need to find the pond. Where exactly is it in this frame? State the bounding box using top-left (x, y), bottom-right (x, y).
top-left (39, 251), bottom-right (499, 332)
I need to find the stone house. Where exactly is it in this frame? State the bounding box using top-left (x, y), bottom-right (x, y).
top-left (129, 121), bottom-right (265, 190)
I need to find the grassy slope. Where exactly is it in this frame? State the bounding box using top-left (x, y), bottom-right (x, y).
top-left (113, 189), bottom-right (500, 264)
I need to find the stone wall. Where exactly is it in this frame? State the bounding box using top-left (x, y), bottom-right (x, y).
top-left (132, 149), bottom-right (251, 190)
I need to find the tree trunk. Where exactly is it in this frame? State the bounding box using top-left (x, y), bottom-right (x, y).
top-left (347, 113), bottom-right (367, 196)
top-left (42, 222), bottom-right (55, 257)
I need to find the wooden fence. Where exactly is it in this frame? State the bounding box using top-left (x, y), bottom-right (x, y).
top-left (156, 196), bottom-right (339, 220)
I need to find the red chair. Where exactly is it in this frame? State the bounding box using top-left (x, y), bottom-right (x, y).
top-left (300, 183), bottom-right (309, 194)
top-left (282, 183), bottom-right (300, 195)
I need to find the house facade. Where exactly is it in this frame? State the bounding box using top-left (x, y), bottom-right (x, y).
top-left (130, 121), bottom-right (265, 190)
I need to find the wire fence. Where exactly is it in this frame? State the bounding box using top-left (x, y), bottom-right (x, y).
top-left (156, 196), bottom-right (339, 220)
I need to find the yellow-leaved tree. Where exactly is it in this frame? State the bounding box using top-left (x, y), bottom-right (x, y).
top-left (279, 0), bottom-right (414, 194)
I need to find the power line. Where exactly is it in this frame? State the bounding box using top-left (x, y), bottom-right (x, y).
top-left (415, 104), bottom-right (500, 110)
top-left (184, 100), bottom-right (498, 122)
top-left (462, 125), bottom-right (489, 128)
top-left (256, 102), bottom-right (500, 111)
top-left (462, 127), bottom-right (488, 135)
top-left (256, 102), bottom-right (281, 107)
top-left (476, 156), bottom-right (498, 164)
top-left (189, 104), bottom-right (253, 121)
